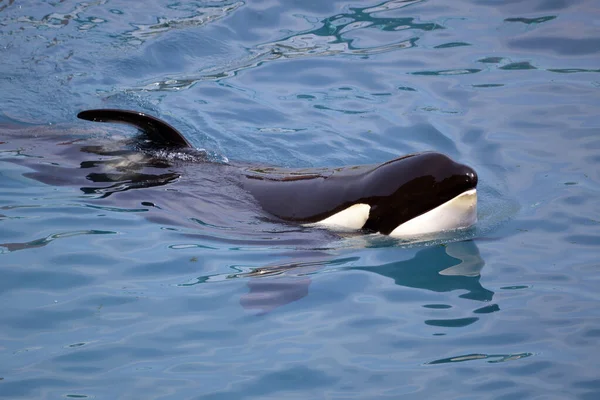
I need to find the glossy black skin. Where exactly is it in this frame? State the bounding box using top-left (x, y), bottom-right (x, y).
top-left (78, 109), bottom-right (192, 148)
top-left (77, 109), bottom-right (478, 235)
top-left (241, 153), bottom-right (477, 234)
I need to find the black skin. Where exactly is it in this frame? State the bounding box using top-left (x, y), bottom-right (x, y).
top-left (77, 109), bottom-right (478, 235)
top-left (78, 109), bottom-right (192, 148)
top-left (241, 153), bottom-right (477, 235)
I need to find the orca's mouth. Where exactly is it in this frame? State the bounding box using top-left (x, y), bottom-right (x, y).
top-left (389, 189), bottom-right (478, 238)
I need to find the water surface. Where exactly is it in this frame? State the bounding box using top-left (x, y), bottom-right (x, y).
top-left (1, 0), bottom-right (599, 399)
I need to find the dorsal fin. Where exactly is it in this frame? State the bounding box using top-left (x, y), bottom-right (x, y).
top-left (77, 109), bottom-right (192, 148)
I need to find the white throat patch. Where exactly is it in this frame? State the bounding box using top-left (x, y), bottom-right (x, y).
top-left (304, 189), bottom-right (477, 238)
top-left (308, 203), bottom-right (371, 231)
top-left (390, 189), bottom-right (477, 237)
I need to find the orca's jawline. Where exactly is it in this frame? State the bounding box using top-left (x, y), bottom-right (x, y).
top-left (389, 189), bottom-right (478, 237)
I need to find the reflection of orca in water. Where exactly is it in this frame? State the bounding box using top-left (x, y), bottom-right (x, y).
top-left (247, 240), bottom-right (491, 312)
top-left (351, 240), bottom-right (492, 302)
top-left (190, 241), bottom-right (491, 313)
top-left (76, 109), bottom-right (479, 238)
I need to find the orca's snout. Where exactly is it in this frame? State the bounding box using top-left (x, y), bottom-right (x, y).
top-left (464, 165), bottom-right (478, 188)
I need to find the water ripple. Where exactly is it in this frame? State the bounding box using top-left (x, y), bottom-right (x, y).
top-left (411, 68), bottom-right (482, 76)
top-left (11, 1), bottom-right (108, 30)
top-left (427, 352), bottom-right (534, 365)
top-left (179, 256), bottom-right (359, 285)
top-left (126, 1), bottom-right (244, 43)
top-left (0, 230), bottom-right (116, 253)
top-left (2, 0), bottom-right (600, 398)
top-left (137, 35), bottom-right (419, 90)
top-left (504, 16), bottom-right (557, 25)
top-left (508, 37), bottom-right (600, 56)
top-left (134, 0), bottom-right (438, 90)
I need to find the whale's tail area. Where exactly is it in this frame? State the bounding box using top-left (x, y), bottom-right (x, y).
top-left (77, 109), bottom-right (192, 149)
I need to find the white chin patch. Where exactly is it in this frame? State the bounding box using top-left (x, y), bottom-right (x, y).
top-left (390, 189), bottom-right (478, 238)
top-left (307, 203), bottom-right (371, 231)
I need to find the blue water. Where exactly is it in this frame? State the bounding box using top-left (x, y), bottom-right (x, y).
top-left (1, 0), bottom-right (600, 399)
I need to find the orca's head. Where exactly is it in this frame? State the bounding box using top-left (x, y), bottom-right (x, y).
top-left (357, 152), bottom-right (478, 237)
top-left (266, 152), bottom-right (478, 238)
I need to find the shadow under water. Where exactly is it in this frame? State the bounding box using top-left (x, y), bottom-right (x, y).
top-left (0, 122), bottom-right (337, 247)
top-left (352, 240), bottom-right (492, 302)
top-left (188, 240), bottom-right (492, 313)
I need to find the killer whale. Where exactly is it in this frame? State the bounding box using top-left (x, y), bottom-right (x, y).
top-left (77, 109), bottom-right (478, 237)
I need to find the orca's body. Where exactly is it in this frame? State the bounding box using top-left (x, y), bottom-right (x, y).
top-left (77, 109), bottom-right (478, 237)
